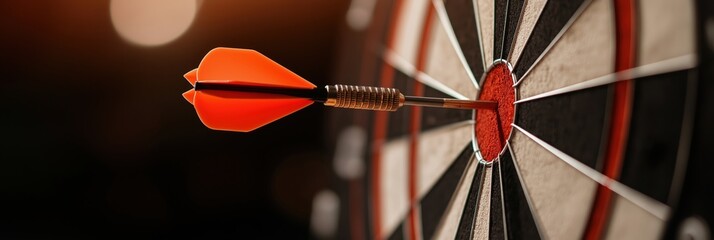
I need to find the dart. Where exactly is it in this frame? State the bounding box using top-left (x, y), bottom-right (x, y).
top-left (182, 48), bottom-right (497, 132)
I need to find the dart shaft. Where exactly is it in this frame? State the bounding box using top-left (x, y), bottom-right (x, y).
top-left (404, 96), bottom-right (498, 110)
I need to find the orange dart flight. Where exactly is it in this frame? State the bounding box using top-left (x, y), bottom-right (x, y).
top-left (183, 48), bottom-right (497, 132)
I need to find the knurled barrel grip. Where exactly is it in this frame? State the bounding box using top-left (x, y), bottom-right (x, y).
top-left (324, 85), bottom-right (404, 111)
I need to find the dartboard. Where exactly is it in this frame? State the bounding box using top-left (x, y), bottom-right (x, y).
top-left (327, 0), bottom-right (713, 239)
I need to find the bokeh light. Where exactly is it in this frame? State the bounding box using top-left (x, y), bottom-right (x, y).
top-left (110, 0), bottom-right (197, 47)
top-left (346, 0), bottom-right (376, 31)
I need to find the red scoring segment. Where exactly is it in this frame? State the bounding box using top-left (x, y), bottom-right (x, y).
top-left (475, 62), bottom-right (516, 162)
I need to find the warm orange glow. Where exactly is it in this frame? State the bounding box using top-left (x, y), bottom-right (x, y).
top-left (110, 0), bottom-right (197, 47)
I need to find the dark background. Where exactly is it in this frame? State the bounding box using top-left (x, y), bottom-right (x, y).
top-left (0, 1), bottom-right (349, 238)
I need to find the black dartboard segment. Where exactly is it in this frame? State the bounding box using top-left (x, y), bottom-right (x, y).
top-left (501, 149), bottom-right (542, 239)
top-left (494, 0), bottom-right (508, 60)
top-left (443, 0), bottom-right (485, 78)
top-left (455, 163), bottom-right (485, 240)
top-left (515, 86), bottom-right (610, 170)
top-left (420, 144), bottom-right (474, 240)
top-left (489, 162), bottom-right (506, 239)
top-left (494, 0), bottom-right (525, 60)
top-left (621, 70), bottom-right (690, 204)
top-left (512, 0), bottom-right (588, 78)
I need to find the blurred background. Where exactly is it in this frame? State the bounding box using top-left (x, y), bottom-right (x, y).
top-left (0, 0), bottom-right (351, 238)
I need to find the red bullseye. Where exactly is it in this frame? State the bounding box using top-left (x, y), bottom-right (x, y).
top-left (475, 61), bottom-right (516, 162)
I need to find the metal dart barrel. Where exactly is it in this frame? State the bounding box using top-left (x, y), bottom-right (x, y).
top-left (324, 85), bottom-right (402, 111)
